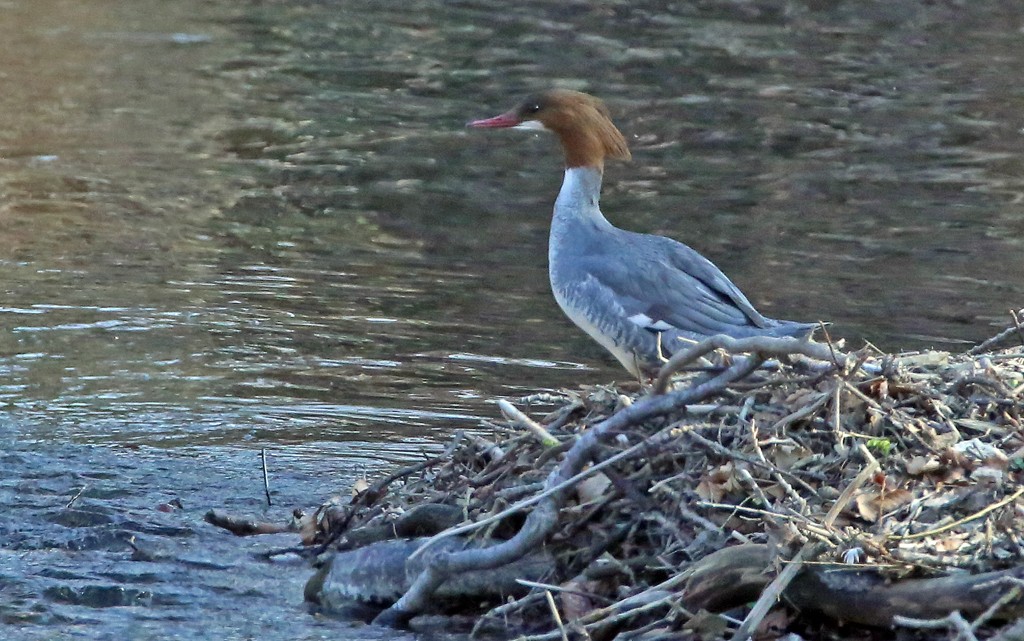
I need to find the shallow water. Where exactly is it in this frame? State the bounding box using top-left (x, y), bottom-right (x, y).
top-left (2, 0), bottom-right (1023, 638)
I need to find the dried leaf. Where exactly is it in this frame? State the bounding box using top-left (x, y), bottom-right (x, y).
top-left (866, 407), bottom-right (886, 431)
top-left (350, 478), bottom-right (370, 498)
top-left (924, 423), bottom-right (961, 450)
top-left (933, 533), bottom-right (968, 553)
top-left (939, 447), bottom-right (974, 472)
top-left (682, 609), bottom-right (730, 639)
top-left (768, 443), bottom-right (813, 470)
top-left (296, 511), bottom-right (320, 545)
top-left (764, 482), bottom-right (787, 500)
top-left (559, 580), bottom-right (596, 621)
top-left (905, 455), bottom-right (942, 475)
top-left (576, 472), bottom-right (611, 504)
top-left (696, 462), bottom-right (745, 502)
top-left (855, 493), bottom-right (880, 522)
top-left (856, 488), bottom-right (913, 522)
top-left (867, 378), bottom-right (889, 400)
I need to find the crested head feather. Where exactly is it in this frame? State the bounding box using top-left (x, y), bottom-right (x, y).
top-left (513, 90), bottom-right (632, 169)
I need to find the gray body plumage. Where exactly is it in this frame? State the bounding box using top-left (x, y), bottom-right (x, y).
top-left (549, 167), bottom-right (815, 376)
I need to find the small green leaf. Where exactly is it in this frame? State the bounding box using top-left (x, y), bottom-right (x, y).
top-left (866, 438), bottom-right (893, 456)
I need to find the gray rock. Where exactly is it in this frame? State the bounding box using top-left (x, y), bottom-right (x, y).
top-left (307, 537), bottom-right (553, 610)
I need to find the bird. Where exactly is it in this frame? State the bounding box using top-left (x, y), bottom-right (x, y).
top-left (468, 89), bottom-right (816, 377)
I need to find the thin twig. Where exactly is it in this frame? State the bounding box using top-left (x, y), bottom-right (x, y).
top-left (736, 467), bottom-right (772, 512)
top-left (730, 542), bottom-right (824, 641)
top-left (498, 399), bottom-right (560, 448)
top-left (66, 485), bottom-right (88, 509)
top-left (966, 308), bottom-right (1024, 355)
top-left (584, 590), bottom-right (683, 632)
top-left (578, 571), bottom-right (693, 625)
top-left (831, 380), bottom-right (842, 435)
top-left (410, 424), bottom-right (686, 560)
top-left (893, 611), bottom-right (979, 641)
top-left (823, 443), bottom-right (881, 529)
top-left (971, 583), bottom-right (1023, 632)
top-left (696, 501), bottom-right (835, 542)
top-left (749, 419), bottom-right (807, 514)
top-left (654, 335), bottom-right (846, 395)
top-left (473, 592), bottom-right (547, 636)
top-left (843, 379), bottom-right (883, 409)
top-left (1012, 309), bottom-right (1024, 350)
top-left (260, 448), bottom-right (272, 507)
top-left (544, 590), bottom-right (568, 641)
top-left (680, 428), bottom-right (818, 495)
top-left (515, 579), bottom-right (613, 605)
top-left (770, 392), bottom-right (829, 431)
top-left (819, 322), bottom-right (842, 370)
top-left (378, 355), bottom-right (768, 626)
top-left (990, 616), bottom-right (1024, 641)
top-left (677, 503), bottom-right (724, 535)
top-left (889, 487), bottom-right (1024, 541)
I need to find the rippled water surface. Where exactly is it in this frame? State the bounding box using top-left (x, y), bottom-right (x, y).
top-left (2, 0), bottom-right (1024, 638)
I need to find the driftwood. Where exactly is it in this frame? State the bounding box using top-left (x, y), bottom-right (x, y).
top-left (683, 544), bottom-right (1024, 627)
top-left (376, 336), bottom-right (845, 626)
top-left (307, 536), bottom-right (553, 607)
top-left (204, 509), bottom-right (296, 536)
top-left (226, 312), bottom-right (1024, 639)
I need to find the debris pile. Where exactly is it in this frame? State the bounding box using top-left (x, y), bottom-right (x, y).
top-left (217, 330), bottom-right (1024, 640)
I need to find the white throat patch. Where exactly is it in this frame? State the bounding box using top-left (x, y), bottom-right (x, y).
top-left (513, 120), bottom-right (547, 131)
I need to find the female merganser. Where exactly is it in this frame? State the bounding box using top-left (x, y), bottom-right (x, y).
top-left (469, 89), bottom-right (816, 377)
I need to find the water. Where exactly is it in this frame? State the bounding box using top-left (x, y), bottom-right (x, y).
top-left (2, 0), bottom-right (1023, 638)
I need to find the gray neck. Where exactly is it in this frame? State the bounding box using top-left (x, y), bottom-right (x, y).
top-left (552, 167), bottom-right (611, 229)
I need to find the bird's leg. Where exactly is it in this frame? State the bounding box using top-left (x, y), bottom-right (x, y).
top-left (656, 332), bottom-right (670, 364)
top-left (641, 333), bottom-right (673, 391)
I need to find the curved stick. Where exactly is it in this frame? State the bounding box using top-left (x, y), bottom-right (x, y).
top-left (682, 544), bottom-right (1024, 627)
top-left (374, 354), bottom-right (766, 627)
top-left (654, 335), bottom-right (848, 395)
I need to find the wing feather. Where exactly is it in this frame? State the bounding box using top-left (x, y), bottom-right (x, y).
top-left (579, 230), bottom-right (771, 337)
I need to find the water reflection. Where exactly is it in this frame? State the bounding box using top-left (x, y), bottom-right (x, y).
top-left (2, 0), bottom-right (1023, 474)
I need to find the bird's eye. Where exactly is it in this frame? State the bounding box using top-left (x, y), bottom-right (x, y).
top-left (526, 103), bottom-right (541, 115)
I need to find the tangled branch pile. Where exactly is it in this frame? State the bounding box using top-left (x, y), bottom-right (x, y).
top-left (292, 334), bottom-right (1024, 640)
